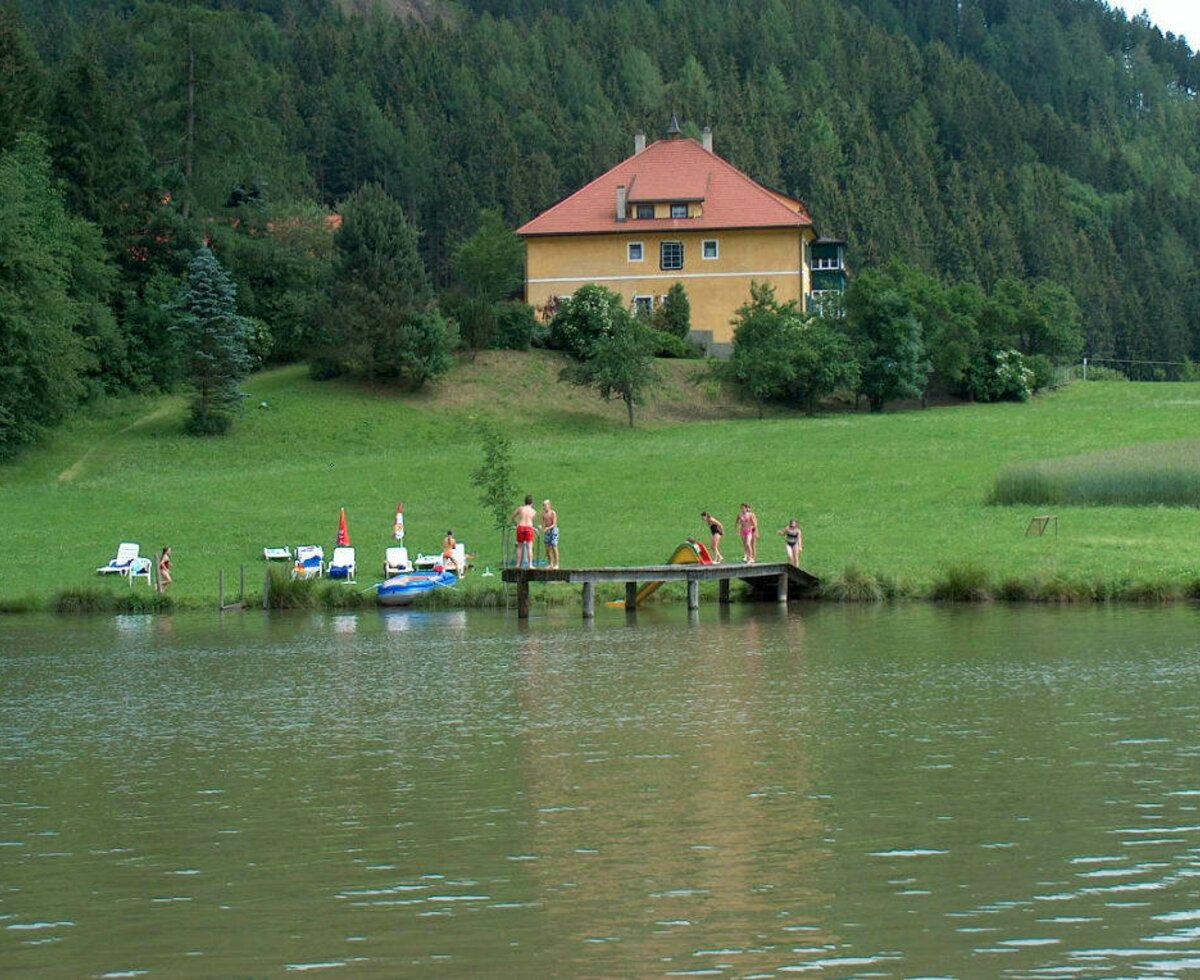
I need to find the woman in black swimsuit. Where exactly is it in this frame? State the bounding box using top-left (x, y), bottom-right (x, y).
top-left (700, 511), bottom-right (724, 563)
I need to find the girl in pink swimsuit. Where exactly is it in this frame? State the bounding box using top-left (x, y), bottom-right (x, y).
top-left (736, 503), bottom-right (758, 562)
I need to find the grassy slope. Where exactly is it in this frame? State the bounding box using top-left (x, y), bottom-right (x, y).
top-left (3, 352), bottom-right (1199, 604)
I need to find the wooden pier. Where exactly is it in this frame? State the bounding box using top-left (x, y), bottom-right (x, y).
top-left (501, 562), bottom-right (819, 619)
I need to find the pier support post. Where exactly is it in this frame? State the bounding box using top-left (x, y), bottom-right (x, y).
top-left (777, 571), bottom-right (789, 604)
top-left (582, 581), bottom-right (595, 619)
top-left (263, 569), bottom-right (271, 610)
top-left (718, 578), bottom-right (731, 604)
top-left (687, 578), bottom-right (700, 611)
top-left (517, 577), bottom-right (530, 619)
top-left (625, 581), bottom-right (638, 613)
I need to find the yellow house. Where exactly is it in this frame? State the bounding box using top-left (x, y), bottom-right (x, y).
top-left (518, 125), bottom-right (836, 352)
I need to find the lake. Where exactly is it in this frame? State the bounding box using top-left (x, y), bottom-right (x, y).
top-left (2, 604), bottom-right (1199, 977)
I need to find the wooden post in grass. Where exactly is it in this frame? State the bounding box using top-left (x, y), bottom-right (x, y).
top-left (263, 569), bottom-right (271, 610)
top-left (239, 564), bottom-right (245, 602)
top-left (218, 569), bottom-right (225, 611)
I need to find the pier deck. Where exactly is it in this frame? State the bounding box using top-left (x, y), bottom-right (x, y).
top-left (501, 562), bottom-right (819, 618)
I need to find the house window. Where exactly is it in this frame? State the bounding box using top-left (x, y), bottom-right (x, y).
top-left (627, 242), bottom-right (644, 262)
top-left (670, 203), bottom-right (688, 218)
top-left (813, 256), bottom-right (842, 270)
top-left (702, 239), bottom-right (719, 260)
top-left (660, 241), bottom-right (683, 270)
top-left (633, 295), bottom-right (654, 317)
top-left (636, 204), bottom-right (655, 219)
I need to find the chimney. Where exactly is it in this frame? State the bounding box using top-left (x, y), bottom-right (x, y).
top-left (616, 184), bottom-right (627, 222)
top-left (702, 126), bottom-right (713, 153)
top-left (634, 131), bottom-right (646, 154)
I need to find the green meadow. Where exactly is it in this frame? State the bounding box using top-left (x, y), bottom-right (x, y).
top-left (3, 352), bottom-right (1200, 609)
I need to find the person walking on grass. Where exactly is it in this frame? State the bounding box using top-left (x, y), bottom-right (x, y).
top-left (779, 519), bottom-right (803, 567)
top-left (512, 495), bottom-right (537, 568)
top-left (736, 503), bottom-right (758, 563)
top-left (700, 511), bottom-right (724, 562)
top-left (540, 499), bottom-right (560, 570)
top-left (442, 529), bottom-right (461, 576)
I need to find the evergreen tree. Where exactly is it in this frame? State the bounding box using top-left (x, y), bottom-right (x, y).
top-left (654, 282), bottom-right (691, 340)
top-left (318, 182), bottom-right (454, 387)
top-left (0, 133), bottom-right (97, 458)
top-left (172, 245), bottom-right (251, 436)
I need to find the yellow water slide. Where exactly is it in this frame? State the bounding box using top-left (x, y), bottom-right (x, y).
top-left (607, 541), bottom-right (709, 608)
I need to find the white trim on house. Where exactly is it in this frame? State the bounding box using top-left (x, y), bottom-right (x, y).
top-left (702, 239), bottom-right (719, 259)
top-left (529, 268), bottom-right (804, 284)
top-left (627, 241), bottom-right (644, 262)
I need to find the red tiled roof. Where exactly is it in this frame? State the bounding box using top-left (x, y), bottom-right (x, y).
top-left (517, 137), bottom-right (812, 237)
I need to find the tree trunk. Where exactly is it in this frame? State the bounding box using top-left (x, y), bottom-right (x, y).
top-left (625, 395), bottom-right (635, 427)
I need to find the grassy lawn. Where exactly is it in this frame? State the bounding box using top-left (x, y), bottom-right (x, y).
top-left (3, 352), bottom-right (1199, 608)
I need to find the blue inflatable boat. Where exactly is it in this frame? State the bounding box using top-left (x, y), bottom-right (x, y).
top-left (376, 569), bottom-right (457, 606)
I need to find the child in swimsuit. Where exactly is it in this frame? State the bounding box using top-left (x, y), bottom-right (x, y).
top-left (700, 511), bottom-right (723, 562)
top-left (778, 520), bottom-right (802, 567)
top-left (736, 503), bottom-right (758, 562)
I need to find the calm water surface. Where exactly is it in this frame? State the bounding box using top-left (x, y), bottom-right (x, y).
top-left (2, 604), bottom-right (1199, 978)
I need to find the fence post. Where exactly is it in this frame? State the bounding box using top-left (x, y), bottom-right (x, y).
top-left (1082, 356), bottom-right (1088, 381)
top-left (239, 564), bottom-right (245, 601)
top-left (263, 569), bottom-right (271, 610)
top-left (218, 569), bottom-right (225, 611)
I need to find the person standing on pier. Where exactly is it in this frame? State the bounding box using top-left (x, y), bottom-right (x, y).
top-left (512, 495), bottom-right (537, 568)
top-left (778, 519), bottom-right (803, 567)
top-left (736, 503), bottom-right (758, 563)
top-left (540, 499), bottom-right (560, 570)
top-left (700, 511), bottom-right (724, 562)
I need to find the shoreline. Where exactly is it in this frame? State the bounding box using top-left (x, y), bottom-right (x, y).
top-left (6, 565), bottom-right (1200, 615)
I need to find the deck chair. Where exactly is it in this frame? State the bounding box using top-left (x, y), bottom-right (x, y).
top-left (292, 545), bottom-right (324, 579)
top-left (328, 546), bottom-right (356, 581)
top-left (97, 542), bottom-right (140, 576)
top-left (384, 546), bottom-right (412, 576)
top-left (263, 546), bottom-right (292, 562)
top-left (128, 556), bottom-right (153, 587)
top-left (447, 543), bottom-right (467, 576)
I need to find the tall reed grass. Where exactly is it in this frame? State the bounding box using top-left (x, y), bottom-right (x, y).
top-left (990, 439), bottom-right (1200, 507)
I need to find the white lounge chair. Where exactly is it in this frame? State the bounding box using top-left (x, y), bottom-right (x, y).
top-left (263, 547), bottom-right (292, 562)
top-left (97, 542), bottom-right (140, 576)
top-left (328, 547), bottom-right (356, 581)
top-left (128, 556), bottom-right (153, 587)
top-left (292, 545), bottom-right (324, 579)
top-left (384, 546), bottom-right (412, 576)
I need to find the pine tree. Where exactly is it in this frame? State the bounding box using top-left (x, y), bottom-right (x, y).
top-left (172, 246), bottom-right (251, 435)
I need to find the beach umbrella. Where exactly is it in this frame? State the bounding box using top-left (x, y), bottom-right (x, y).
top-left (393, 501), bottom-right (405, 541)
top-left (337, 507), bottom-right (350, 546)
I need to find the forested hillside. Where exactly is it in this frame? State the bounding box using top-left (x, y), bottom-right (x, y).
top-left (1, 0), bottom-right (1198, 452)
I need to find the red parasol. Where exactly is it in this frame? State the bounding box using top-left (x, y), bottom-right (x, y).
top-left (337, 507), bottom-right (350, 546)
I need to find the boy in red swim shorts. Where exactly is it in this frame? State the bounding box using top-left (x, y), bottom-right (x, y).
top-left (512, 495), bottom-right (538, 568)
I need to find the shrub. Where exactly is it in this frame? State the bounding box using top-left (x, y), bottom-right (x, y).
top-left (1119, 579), bottom-right (1177, 603)
top-left (928, 564), bottom-right (993, 601)
top-left (818, 565), bottom-right (885, 602)
top-left (493, 301), bottom-right (545, 350)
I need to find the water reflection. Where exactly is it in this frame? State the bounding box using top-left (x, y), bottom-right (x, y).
top-left (1, 605), bottom-right (1199, 977)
